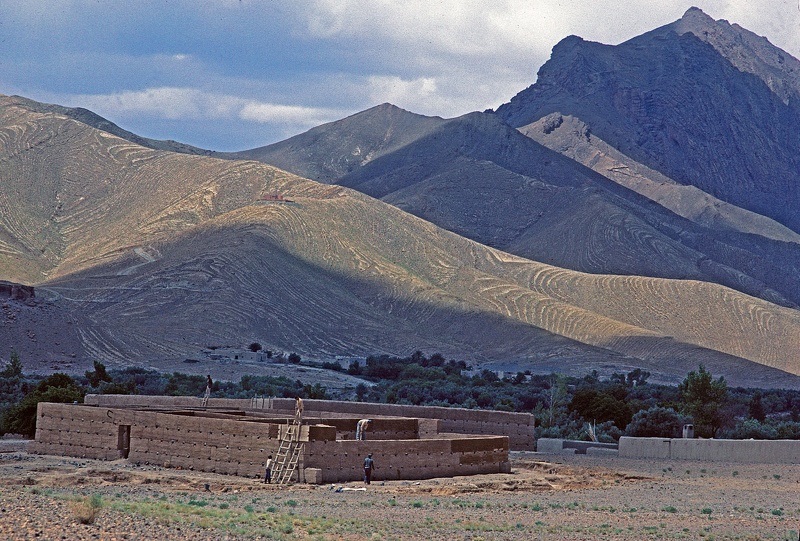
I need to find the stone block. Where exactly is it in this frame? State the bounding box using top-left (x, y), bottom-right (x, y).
top-left (303, 468), bottom-right (323, 484)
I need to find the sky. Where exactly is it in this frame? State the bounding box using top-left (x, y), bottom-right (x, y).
top-left (1, 1), bottom-right (799, 151)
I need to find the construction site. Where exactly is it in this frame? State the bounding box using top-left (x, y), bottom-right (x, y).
top-left (29, 395), bottom-right (533, 484)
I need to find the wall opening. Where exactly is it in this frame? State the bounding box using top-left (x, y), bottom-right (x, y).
top-left (117, 425), bottom-right (131, 459)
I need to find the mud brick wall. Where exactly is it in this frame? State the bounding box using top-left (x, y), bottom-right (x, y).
top-left (84, 395), bottom-right (248, 410)
top-left (270, 399), bottom-right (535, 450)
top-left (32, 404), bottom-right (281, 478)
top-left (304, 436), bottom-right (509, 483)
top-left (84, 395), bottom-right (535, 450)
top-left (30, 403), bottom-right (127, 460)
top-left (317, 418), bottom-right (419, 440)
top-left (127, 413), bottom-right (279, 477)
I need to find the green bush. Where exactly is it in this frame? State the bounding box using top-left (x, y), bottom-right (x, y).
top-left (722, 419), bottom-right (777, 440)
top-left (1, 373), bottom-right (83, 437)
top-left (625, 407), bottom-right (685, 438)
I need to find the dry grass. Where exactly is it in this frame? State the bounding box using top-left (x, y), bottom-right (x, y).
top-left (69, 493), bottom-right (103, 525)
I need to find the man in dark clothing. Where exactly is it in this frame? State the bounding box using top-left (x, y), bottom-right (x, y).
top-left (363, 453), bottom-right (375, 484)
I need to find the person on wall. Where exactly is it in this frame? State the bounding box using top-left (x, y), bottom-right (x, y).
top-left (356, 419), bottom-right (372, 440)
top-left (202, 374), bottom-right (213, 406)
top-left (294, 396), bottom-right (304, 424)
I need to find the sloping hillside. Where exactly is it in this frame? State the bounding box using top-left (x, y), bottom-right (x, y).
top-left (226, 99), bottom-right (800, 309)
top-left (225, 103), bottom-right (445, 183)
top-left (2, 96), bottom-right (800, 388)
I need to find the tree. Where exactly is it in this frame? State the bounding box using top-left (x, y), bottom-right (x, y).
top-left (1, 373), bottom-right (83, 437)
top-left (678, 365), bottom-right (728, 438)
top-left (1, 350), bottom-right (23, 379)
top-left (248, 342), bottom-right (262, 352)
top-left (85, 360), bottom-right (112, 387)
top-left (748, 391), bottom-right (766, 422)
top-left (544, 375), bottom-right (568, 428)
top-left (347, 360), bottom-right (362, 375)
top-left (625, 407), bottom-right (685, 438)
top-left (569, 388), bottom-right (632, 429)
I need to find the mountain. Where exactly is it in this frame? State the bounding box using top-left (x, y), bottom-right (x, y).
top-left (227, 97), bottom-right (800, 310)
top-left (668, 7), bottom-right (800, 108)
top-left (226, 103), bottom-right (446, 183)
top-left (2, 95), bottom-right (213, 157)
top-left (3, 95), bottom-right (800, 388)
top-left (494, 8), bottom-right (800, 234)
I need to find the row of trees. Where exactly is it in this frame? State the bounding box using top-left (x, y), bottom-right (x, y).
top-left (1, 350), bottom-right (799, 442)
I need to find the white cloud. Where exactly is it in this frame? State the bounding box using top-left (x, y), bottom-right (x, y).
top-left (70, 87), bottom-right (345, 128)
top-left (239, 102), bottom-right (342, 127)
top-left (367, 76), bottom-right (438, 106)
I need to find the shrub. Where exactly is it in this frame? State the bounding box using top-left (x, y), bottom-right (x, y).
top-left (774, 421), bottom-right (800, 440)
top-left (723, 419), bottom-right (777, 440)
top-left (625, 407), bottom-right (685, 438)
top-left (71, 493), bottom-right (103, 524)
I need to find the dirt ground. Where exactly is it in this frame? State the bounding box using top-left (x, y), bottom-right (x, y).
top-left (1, 447), bottom-right (798, 540)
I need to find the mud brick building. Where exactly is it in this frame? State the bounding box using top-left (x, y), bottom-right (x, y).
top-left (30, 395), bottom-right (534, 483)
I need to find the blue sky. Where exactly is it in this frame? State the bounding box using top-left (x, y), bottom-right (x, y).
top-left (2, 1), bottom-right (798, 151)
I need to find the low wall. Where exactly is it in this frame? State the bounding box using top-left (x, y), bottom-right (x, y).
top-left (30, 403), bottom-right (280, 477)
top-left (304, 436), bottom-right (510, 483)
top-left (536, 438), bottom-right (617, 455)
top-left (85, 395), bottom-right (536, 450)
top-left (619, 436), bottom-right (800, 464)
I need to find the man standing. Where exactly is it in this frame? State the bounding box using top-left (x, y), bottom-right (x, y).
top-left (264, 455), bottom-right (273, 484)
top-left (363, 453), bottom-right (375, 484)
top-left (294, 396), bottom-right (304, 424)
top-left (202, 374), bottom-right (213, 406)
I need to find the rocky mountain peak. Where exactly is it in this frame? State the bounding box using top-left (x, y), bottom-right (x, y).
top-left (668, 6), bottom-right (800, 106)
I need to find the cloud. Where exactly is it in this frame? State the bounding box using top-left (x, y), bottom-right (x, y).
top-left (239, 102), bottom-right (343, 127)
top-left (70, 87), bottom-right (345, 128)
top-left (4, 0), bottom-right (799, 151)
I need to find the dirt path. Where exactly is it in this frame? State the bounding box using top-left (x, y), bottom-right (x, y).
top-left (1, 450), bottom-right (798, 540)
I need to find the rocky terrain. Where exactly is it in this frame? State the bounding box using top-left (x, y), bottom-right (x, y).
top-left (0, 449), bottom-right (797, 540)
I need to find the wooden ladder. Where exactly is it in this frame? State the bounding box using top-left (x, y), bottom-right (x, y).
top-left (273, 420), bottom-right (303, 484)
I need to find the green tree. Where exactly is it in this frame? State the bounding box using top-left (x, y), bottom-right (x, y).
top-left (544, 375), bottom-right (568, 428)
top-left (678, 365), bottom-right (727, 438)
top-left (625, 406), bottom-right (685, 438)
top-left (1, 350), bottom-right (23, 379)
top-left (748, 391), bottom-right (766, 422)
top-left (1, 373), bottom-right (83, 437)
top-left (85, 360), bottom-right (112, 387)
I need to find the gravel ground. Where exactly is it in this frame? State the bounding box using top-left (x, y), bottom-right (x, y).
top-left (1, 450), bottom-right (799, 540)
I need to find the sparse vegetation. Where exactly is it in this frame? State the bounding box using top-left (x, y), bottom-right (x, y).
top-left (70, 493), bottom-right (103, 524)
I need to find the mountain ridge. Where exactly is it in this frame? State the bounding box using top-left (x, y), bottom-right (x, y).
top-left (3, 95), bottom-right (800, 388)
